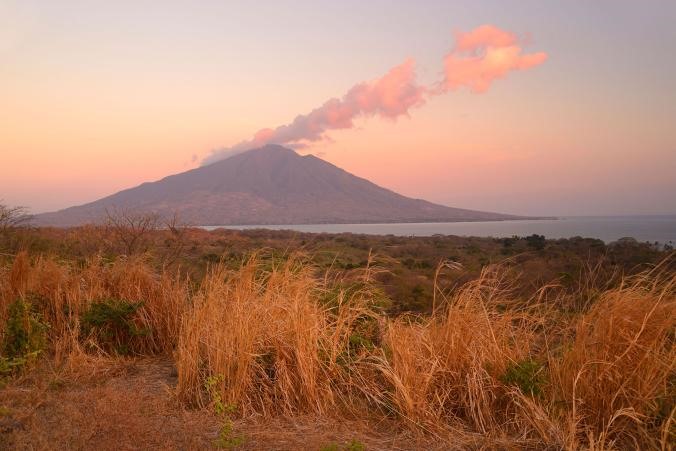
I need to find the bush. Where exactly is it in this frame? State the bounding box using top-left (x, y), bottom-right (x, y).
top-left (80, 299), bottom-right (147, 354)
top-left (1, 298), bottom-right (48, 375)
top-left (500, 358), bottom-right (546, 397)
top-left (525, 234), bottom-right (546, 251)
top-left (320, 439), bottom-right (365, 451)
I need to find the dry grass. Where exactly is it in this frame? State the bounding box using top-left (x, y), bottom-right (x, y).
top-left (1, 251), bottom-right (674, 449)
top-left (551, 263), bottom-right (676, 449)
top-left (0, 357), bottom-right (443, 450)
top-left (176, 254), bottom-right (379, 417)
top-left (0, 251), bottom-right (186, 358)
top-left (1, 357), bottom-right (220, 450)
top-left (369, 270), bottom-right (536, 435)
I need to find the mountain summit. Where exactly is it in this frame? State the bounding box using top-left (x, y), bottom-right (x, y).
top-left (36, 145), bottom-right (524, 226)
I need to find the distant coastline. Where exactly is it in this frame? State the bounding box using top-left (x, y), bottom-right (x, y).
top-left (196, 216), bottom-right (558, 227)
top-left (200, 215), bottom-right (676, 245)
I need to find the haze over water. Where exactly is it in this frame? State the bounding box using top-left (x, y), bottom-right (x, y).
top-left (204, 216), bottom-right (676, 246)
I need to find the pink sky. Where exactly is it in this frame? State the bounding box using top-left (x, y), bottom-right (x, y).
top-left (1, 1), bottom-right (675, 216)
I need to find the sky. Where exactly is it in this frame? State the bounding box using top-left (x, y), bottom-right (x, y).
top-left (1, 0), bottom-right (675, 217)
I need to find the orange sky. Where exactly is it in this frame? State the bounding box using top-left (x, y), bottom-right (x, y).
top-left (2, 1), bottom-right (675, 216)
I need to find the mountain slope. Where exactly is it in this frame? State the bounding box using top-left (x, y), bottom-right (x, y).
top-left (36, 145), bottom-right (525, 226)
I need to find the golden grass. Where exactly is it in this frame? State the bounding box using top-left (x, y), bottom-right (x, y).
top-left (551, 264), bottom-right (676, 449)
top-left (176, 255), bottom-right (378, 416)
top-left (1, 251), bottom-right (674, 449)
top-left (0, 251), bottom-right (186, 358)
top-left (370, 273), bottom-right (535, 434)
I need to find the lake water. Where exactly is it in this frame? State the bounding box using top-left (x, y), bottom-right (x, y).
top-left (202, 215), bottom-right (676, 246)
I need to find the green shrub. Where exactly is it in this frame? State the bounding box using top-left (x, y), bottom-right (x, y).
top-left (345, 439), bottom-right (365, 451)
top-left (80, 299), bottom-right (146, 354)
top-left (1, 298), bottom-right (48, 375)
top-left (525, 234), bottom-right (546, 251)
top-left (206, 374), bottom-right (244, 449)
top-left (320, 439), bottom-right (365, 451)
top-left (500, 359), bottom-right (546, 397)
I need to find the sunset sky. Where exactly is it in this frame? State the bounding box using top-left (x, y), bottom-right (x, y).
top-left (2, 1), bottom-right (675, 216)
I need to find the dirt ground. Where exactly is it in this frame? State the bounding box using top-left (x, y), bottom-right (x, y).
top-left (0, 358), bottom-right (461, 451)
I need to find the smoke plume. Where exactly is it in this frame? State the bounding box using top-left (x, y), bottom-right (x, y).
top-left (203, 25), bottom-right (546, 165)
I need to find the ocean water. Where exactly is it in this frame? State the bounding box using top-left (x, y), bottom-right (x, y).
top-left (202, 215), bottom-right (676, 246)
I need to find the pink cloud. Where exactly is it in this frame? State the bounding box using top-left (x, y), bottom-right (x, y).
top-left (441, 24), bottom-right (547, 93)
top-left (203, 25), bottom-right (546, 165)
top-left (203, 59), bottom-right (425, 164)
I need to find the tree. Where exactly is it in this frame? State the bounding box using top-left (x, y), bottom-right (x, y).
top-left (525, 234), bottom-right (546, 251)
top-left (0, 202), bottom-right (33, 252)
top-left (161, 212), bottom-right (190, 266)
top-left (105, 207), bottom-right (160, 256)
top-left (0, 202), bottom-right (32, 233)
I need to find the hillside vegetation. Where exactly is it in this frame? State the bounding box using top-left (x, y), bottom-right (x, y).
top-left (0, 223), bottom-right (674, 449)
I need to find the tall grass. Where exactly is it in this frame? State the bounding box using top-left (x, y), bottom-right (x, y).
top-left (369, 269), bottom-right (536, 434)
top-left (1, 250), bottom-right (673, 449)
top-left (176, 255), bottom-right (378, 415)
top-left (0, 251), bottom-right (186, 357)
top-left (551, 264), bottom-right (675, 448)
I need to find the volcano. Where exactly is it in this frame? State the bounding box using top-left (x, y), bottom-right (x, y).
top-left (35, 145), bottom-right (525, 226)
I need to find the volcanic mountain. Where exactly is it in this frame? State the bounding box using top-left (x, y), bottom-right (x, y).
top-left (36, 145), bottom-right (524, 226)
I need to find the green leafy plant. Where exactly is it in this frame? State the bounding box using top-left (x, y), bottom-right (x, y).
top-left (3, 298), bottom-right (47, 357)
top-left (205, 374), bottom-right (235, 416)
top-left (205, 374), bottom-right (244, 449)
top-left (215, 419), bottom-right (244, 449)
top-left (1, 298), bottom-right (48, 376)
top-left (319, 439), bottom-right (365, 451)
top-left (345, 439), bottom-right (365, 451)
top-left (80, 299), bottom-right (147, 354)
top-left (500, 359), bottom-right (546, 397)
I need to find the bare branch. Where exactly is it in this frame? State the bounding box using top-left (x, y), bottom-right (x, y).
top-left (161, 211), bottom-right (191, 266)
top-left (0, 201), bottom-right (33, 232)
top-left (104, 207), bottom-right (159, 256)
